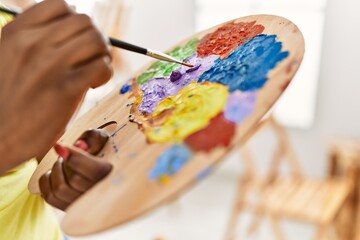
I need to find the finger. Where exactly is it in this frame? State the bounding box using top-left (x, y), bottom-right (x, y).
top-left (39, 170), bottom-right (69, 211)
top-left (58, 27), bottom-right (109, 68)
top-left (50, 159), bottom-right (82, 203)
top-left (67, 54), bottom-right (113, 90)
top-left (46, 14), bottom-right (94, 46)
top-left (15, 0), bottom-right (71, 26)
top-left (63, 164), bottom-right (94, 192)
top-left (74, 129), bottom-right (109, 155)
top-left (64, 146), bottom-right (113, 182)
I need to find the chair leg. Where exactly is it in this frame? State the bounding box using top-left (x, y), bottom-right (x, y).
top-left (246, 213), bottom-right (263, 237)
top-left (314, 226), bottom-right (328, 240)
top-left (270, 217), bottom-right (286, 240)
top-left (224, 177), bottom-right (251, 240)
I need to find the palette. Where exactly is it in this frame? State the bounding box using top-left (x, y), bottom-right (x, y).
top-left (28, 15), bottom-right (304, 236)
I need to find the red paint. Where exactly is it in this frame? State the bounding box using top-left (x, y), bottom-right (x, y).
top-left (54, 143), bottom-right (70, 160)
top-left (197, 21), bottom-right (265, 59)
top-left (74, 140), bottom-right (89, 151)
top-left (281, 79), bottom-right (291, 91)
top-left (184, 113), bottom-right (236, 152)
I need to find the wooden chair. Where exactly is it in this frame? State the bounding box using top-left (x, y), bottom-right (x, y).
top-left (329, 139), bottom-right (360, 240)
top-left (225, 116), bottom-right (354, 240)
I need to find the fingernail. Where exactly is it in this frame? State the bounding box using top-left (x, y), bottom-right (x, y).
top-left (54, 143), bottom-right (70, 160)
top-left (74, 140), bottom-right (89, 151)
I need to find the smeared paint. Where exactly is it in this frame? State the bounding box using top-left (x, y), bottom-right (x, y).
top-left (137, 54), bottom-right (218, 114)
top-left (197, 21), bottom-right (264, 59)
top-left (145, 82), bottom-right (229, 143)
top-left (196, 167), bottom-right (214, 181)
top-left (199, 34), bottom-right (289, 92)
top-left (128, 153), bottom-right (137, 159)
top-left (224, 91), bottom-right (257, 123)
top-left (184, 113), bottom-right (235, 152)
top-left (137, 39), bottom-right (199, 85)
top-left (111, 139), bottom-right (119, 153)
top-left (111, 123), bottom-right (127, 137)
top-left (111, 172), bottom-right (123, 185)
top-left (149, 144), bottom-right (192, 183)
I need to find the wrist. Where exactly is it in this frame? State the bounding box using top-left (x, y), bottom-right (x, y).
top-left (0, 130), bottom-right (20, 175)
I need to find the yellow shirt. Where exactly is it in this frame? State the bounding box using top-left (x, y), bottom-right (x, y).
top-left (0, 8), bottom-right (62, 240)
top-left (0, 160), bottom-right (62, 240)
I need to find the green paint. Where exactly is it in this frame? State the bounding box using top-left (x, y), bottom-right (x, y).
top-left (137, 38), bottom-right (199, 85)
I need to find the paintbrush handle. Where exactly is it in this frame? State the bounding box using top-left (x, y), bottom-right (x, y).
top-left (108, 37), bottom-right (147, 55)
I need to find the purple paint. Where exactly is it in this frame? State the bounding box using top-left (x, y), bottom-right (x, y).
top-left (224, 91), bottom-right (257, 123)
top-left (138, 54), bottom-right (218, 114)
top-left (170, 70), bottom-right (182, 82)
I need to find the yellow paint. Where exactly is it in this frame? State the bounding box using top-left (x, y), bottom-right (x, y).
top-left (145, 81), bottom-right (229, 143)
top-left (159, 175), bottom-right (171, 184)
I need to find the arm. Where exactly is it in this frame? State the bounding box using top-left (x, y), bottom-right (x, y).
top-left (0, 0), bottom-right (112, 175)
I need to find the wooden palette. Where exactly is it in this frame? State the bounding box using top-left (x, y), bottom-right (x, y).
top-left (28, 15), bottom-right (304, 236)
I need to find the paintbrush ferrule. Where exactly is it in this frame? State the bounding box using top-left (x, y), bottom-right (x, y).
top-left (146, 49), bottom-right (193, 68)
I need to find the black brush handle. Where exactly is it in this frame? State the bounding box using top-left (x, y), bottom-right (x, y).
top-left (109, 37), bottom-right (147, 55)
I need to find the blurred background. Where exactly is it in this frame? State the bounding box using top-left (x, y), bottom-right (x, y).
top-left (7, 0), bottom-right (360, 239)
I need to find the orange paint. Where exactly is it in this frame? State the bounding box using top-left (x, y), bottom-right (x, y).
top-left (197, 21), bottom-right (265, 59)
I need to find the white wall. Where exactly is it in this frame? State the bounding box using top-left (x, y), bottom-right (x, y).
top-left (121, 0), bottom-right (195, 73)
top-left (287, 0), bottom-right (360, 177)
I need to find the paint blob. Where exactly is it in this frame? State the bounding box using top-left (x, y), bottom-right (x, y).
top-left (149, 144), bottom-right (192, 183)
top-left (137, 39), bottom-right (199, 85)
top-left (197, 21), bottom-right (265, 59)
top-left (199, 34), bottom-right (289, 92)
top-left (138, 54), bottom-right (218, 113)
top-left (120, 83), bottom-right (132, 94)
top-left (145, 82), bottom-right (229, 143)
top-left (224, 91), bottom-right (257, 123)
top-left (184, 113), bottom-right (236, 152)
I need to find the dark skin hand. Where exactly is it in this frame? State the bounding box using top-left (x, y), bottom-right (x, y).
top-left (0, 0), bottom-right (113, 174)
top-left (39, 129), bottom-right (112, 211)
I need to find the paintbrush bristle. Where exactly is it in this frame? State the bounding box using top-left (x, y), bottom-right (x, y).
top-left (182, 62), bottom-right (194, 68)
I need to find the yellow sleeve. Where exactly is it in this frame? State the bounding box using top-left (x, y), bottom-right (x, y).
top-left (0, 160), bottom-right (63, 240)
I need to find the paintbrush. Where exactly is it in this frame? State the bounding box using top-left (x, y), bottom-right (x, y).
top-left (0, 6), bottom-right (193, 67)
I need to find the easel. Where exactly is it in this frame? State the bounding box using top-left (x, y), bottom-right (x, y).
top-left (225, 116), bottom-right (353, 240)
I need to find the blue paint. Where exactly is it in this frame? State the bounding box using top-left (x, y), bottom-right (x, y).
top-left (196, 167), bottom-right (214, 181)
top-left (199, 34), bottom-right (289, 92)
top-left (149, 144), bottom-right (192, 180)
top-left (120, 83), bottom-right (132, 94)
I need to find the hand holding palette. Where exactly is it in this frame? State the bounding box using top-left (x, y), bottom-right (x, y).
top-left (29, 15), bottom-right (304, 236)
